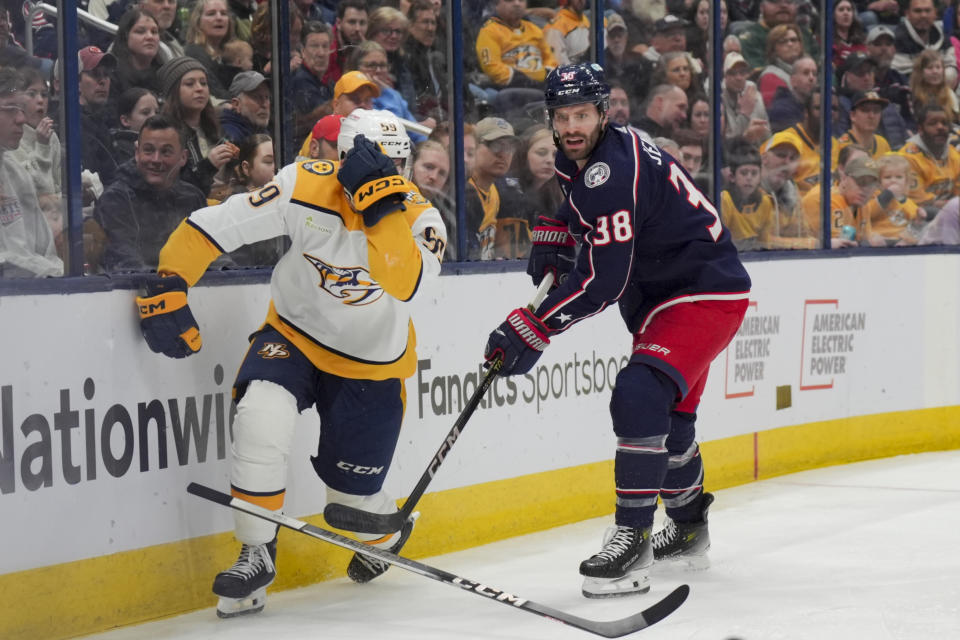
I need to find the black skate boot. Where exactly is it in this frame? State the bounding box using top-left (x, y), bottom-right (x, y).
top-left (346, 513), bottom-right (417, 584)
top-left (579, 525), bottom-right (652, 598)
top-left (212, 536), bottom-right (277, 618)
top-left (652, 492), bottom-right (714, 570)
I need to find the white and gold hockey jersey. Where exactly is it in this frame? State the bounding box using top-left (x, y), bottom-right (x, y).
top-left (156, 159), bottom-right (447, 381)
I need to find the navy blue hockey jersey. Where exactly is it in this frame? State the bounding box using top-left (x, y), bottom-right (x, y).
top-left (537, 125), bottom-right (752, 335)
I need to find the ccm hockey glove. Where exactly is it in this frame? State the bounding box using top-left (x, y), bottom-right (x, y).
top-left (484, 307), bottom-right (551, 376)
top-left (526, 216), bottom-right (575, 287)
top-left (337, 134), bottom-right (409, 227)
top-left (136, 274), bottom-right (202, 358)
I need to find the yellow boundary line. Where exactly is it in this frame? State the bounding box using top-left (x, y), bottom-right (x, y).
top-left (4, 406), bottom-right (959, 640)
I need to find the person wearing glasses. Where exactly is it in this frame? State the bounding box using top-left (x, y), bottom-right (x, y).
top-left (367, 6), bottom-right (416, 111)
top-left (220, 71), bottom-right (271, 145)
top-left (346, 40), bottom-right (435, 143)
top-left (758, 23), bottom-right (807, 108)
top-left (464, 117), bottom-right (528, 260)
top-left (731, 0), bottom-right (816, 70)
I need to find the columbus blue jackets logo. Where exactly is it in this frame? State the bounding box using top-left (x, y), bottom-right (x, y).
top-left (584, 162), bottom-right (610, 188)
top-left (303, 253), bottom-right (384, 305)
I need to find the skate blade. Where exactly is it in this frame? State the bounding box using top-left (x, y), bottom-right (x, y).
top-left (216, 587), bottom-right (268, 618)
top-left (581, 569), bottom-right (651, 599)
top-left (655, 552), bottom-right (711, 572)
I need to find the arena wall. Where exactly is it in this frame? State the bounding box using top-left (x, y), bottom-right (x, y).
top-left (2, 254), bottom-right (959, 639)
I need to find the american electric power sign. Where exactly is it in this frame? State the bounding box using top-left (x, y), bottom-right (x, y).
top-left (724, 298), bottom-right (867, 399)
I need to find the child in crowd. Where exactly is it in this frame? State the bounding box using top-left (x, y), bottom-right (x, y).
top-left (219, 39), bottom-right (255, 90)
top-left (863, 153), bottom-right (924, 246)
top-left (720, 144), bottom-right (777, 251)
top-left (209, 133), bottom-right (284, 267)
top-left (222, 39), bottom-right (255, 73)
top-left (801, 155), bottom-right (883, 248)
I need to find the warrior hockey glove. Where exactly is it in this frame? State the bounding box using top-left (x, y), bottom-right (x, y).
top-left (136, 274), bottom-right (202, 358)
top-left (484, 307), bottom-right (551, 376)
top-left (527, 216), bottom-right (575, 287)
top-left (337, 134), bottom-right (410, 227)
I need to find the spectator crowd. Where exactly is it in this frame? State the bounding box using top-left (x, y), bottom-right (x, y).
top-left (4, 0), bottom-right (960, 278)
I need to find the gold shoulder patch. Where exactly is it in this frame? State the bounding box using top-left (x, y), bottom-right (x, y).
top-left (301, 160), bottom-right (336, 176)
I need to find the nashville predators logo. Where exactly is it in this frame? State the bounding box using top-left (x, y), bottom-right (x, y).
top-left (303, 253), bottom-right (384, 305)
top-left (258, 343), bottom-right (290, 359)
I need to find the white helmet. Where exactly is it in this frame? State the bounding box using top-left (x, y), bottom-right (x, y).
top-left (337, 109), bottom-right (412, 178)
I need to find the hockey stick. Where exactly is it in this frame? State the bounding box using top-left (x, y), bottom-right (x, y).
top-left (188, 482), bottom-right (688, 637)
top-left (324, 272), bottom-right (557, 534)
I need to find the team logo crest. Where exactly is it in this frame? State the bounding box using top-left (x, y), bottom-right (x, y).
top-left (258, 343), bottom-right (290, 359)
top-left (301, 160), bottom-right (335, 176)
top-left (303, 254), bottom-right (384, 305)
top-left (584, 162), bottom-right (610, 188)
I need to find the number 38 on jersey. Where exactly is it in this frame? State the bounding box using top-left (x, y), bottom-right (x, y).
top-left (593, 210), bottom-right (633, 245)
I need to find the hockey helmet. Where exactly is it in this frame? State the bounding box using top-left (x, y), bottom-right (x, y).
top-left (338, 108), bottom-right (412, 178)
top-left (544, 63), bottom-right (610, 117)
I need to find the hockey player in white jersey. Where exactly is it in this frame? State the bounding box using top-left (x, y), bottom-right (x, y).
top-left (135, 109), bottom-right (447, 617)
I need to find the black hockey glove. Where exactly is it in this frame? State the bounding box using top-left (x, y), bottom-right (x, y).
top-left (337, 134), bottom-right (410, 227)
top-left (527, 216), bottom-right (576, 287)
top-left (484, 307), bottom-right (551, 376)
top-left (136, 274), bottom-right (202, 358)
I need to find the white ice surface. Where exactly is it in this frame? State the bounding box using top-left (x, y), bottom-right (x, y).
top-left (84, 450), bottom-right (960, 640)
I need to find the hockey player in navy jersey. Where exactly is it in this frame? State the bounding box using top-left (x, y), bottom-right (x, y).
top-left (483, 63), bottom-right (752, 598)
top-left (135, 110), bottom-right (447, 617)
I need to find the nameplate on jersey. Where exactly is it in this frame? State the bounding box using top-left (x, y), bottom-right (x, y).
top-left (584, 162), bottom-right (611, 188)
top-left (640, 138), bottom-right (662, 165)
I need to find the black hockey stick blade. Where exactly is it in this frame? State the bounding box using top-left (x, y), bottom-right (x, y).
top-left (323, 273), bottom-right (556, 535)
top-left (322, 363), bottom-right (499, 534)
top-left (188, 482), bottom-right (688, 637)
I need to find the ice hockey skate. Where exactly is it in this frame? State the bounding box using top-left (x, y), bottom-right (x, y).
top-left (652, 492), bottom-right (714, 570)
top-left (579, 525), bottom-right (653, 598)
top-left (212, 537), bottom-right (277, 618)
top-left (346, 513), bottom-right (418, 584)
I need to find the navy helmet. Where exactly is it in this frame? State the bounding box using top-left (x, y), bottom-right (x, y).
top-left (544, 63), bottom-right (611, 116)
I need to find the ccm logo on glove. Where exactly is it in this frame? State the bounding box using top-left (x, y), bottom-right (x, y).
top-left (136, 275), bottom-right (203, 358)
top-left (138, 295), bottom-right (182, 316)
top-left (354, 175), bottom-right (408, 208)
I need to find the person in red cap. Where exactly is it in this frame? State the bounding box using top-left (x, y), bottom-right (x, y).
top-left (302, 113), bottom-right (342, 161)
top-left (78, 45), bottom-right (120, 186)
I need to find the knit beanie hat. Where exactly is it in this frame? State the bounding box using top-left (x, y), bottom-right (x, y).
top-left (157, 56), bottom-right (207, 99)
